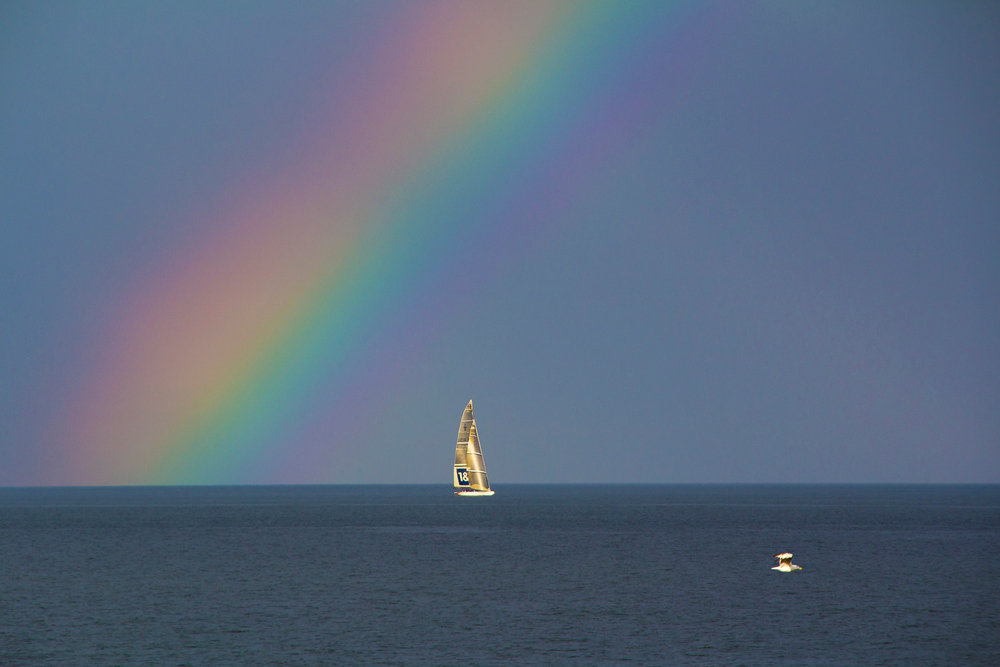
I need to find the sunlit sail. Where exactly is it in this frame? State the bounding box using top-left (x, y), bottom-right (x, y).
top-left (453, 400), bottom-right (494, 497)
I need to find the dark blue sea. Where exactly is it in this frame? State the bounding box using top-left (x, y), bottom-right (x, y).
top-left (0, 485), bottom-right (997, 666)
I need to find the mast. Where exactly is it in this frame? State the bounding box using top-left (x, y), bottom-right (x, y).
top-left (453, 400), bottom-right (474, 489)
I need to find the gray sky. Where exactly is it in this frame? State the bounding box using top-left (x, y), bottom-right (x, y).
top-left (1, 1), bottom-right (997, 485)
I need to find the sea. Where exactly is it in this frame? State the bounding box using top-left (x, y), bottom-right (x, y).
top-left (0, 484), bottom-right (997, 666)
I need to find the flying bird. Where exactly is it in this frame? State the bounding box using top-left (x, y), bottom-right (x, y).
top-left (772, 553), bottom-right (802, 572)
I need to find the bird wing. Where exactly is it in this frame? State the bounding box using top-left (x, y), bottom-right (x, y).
top-left (773, 552), bottom-right (793, 560)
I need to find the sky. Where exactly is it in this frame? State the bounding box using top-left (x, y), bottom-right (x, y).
top-left (1, 1), bottom-right (997, 486)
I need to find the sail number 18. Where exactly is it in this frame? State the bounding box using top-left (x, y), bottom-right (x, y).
top-left (456, 469), bottom-right (470, 485)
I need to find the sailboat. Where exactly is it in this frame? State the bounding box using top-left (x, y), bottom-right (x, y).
top-left (453, 400), bottom-right (494, 496)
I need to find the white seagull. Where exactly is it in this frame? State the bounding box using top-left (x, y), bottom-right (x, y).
top-left (772, 553), bottom-right (802, 572)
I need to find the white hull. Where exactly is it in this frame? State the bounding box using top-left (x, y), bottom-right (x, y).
top-left (455, 490), bottom-right (495, 497)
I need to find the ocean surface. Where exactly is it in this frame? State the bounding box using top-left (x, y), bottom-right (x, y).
top-left (0, 484), bottom-right (997, 666)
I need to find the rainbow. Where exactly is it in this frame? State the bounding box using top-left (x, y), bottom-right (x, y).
top-left (55, 1), bottom-right (704, 484)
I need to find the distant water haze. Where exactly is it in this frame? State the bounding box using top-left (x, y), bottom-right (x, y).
top-left (1, 1), bottom-right (997, 485)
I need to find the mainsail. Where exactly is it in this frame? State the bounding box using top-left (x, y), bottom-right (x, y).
top-left (453, 400), bottom-right (492, 494)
